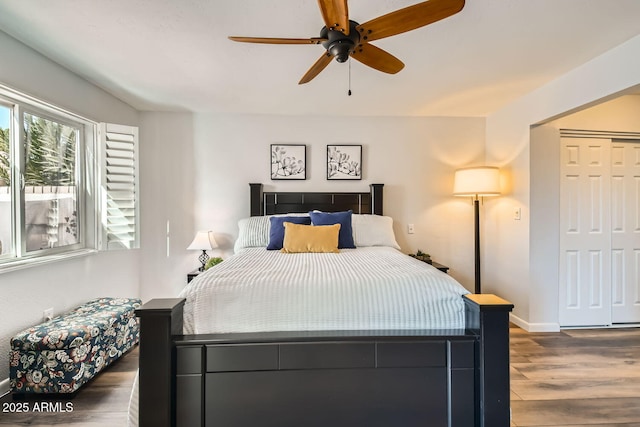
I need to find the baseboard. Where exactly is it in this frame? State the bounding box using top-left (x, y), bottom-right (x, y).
top-left (0, 377), bottom-right (10, 398)
top-left (562, 323), bottom-right (640, 330)
top-left (510, 313), bottom-right (560, 332)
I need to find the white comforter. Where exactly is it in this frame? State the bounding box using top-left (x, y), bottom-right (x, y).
top-left (179, 247), bottom-right (469, 334)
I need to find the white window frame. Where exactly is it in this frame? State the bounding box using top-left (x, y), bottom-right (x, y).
top-left (0, 84), bottom-right (100, 271)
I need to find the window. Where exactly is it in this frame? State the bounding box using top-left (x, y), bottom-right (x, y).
top-left (23, 111), bottom-right (81, 253)
top-left (0, 84), bottom-right (139, 269)
top-left (0, 94), bottom-right (89, 265)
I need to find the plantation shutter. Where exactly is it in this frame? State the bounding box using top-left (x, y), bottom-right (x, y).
top-left (99, 123), bottom-right (139, 250)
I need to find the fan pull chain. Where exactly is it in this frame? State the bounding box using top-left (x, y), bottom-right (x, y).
top-left (348, 58), bottom-right (352, 96)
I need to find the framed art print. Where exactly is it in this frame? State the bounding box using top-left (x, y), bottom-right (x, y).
top-left (327, 144), bottom-right (362, 180)
top-left (271, 144), bottom-right (306, 180)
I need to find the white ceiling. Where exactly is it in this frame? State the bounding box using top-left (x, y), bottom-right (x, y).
top-left (0, 0), bottom-right (639, 117)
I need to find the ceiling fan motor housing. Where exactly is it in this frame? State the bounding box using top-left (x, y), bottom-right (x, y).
top-left (321, 20), bottom-right (361, 63)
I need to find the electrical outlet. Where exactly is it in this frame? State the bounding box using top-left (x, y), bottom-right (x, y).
top-left (514, 207), bottom-right (522, 221)
top-left (43, 308), bottom-right (54, 322)
top-left (407, 223), bottom-right (415, 234)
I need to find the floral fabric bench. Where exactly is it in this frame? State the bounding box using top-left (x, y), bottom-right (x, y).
top-left (10, 297), bottom-right (141, 394)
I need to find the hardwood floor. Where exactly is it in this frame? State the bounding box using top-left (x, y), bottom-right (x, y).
top-left (1, 327), bottom-right (639, 426)
top-left (510, 325), bottom-right (640, 427)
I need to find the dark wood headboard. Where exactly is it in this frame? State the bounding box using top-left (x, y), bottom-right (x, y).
top-left (249, 183), bottom-right (384, 216)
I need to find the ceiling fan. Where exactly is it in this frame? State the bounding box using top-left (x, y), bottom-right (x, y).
top-left (229, 0), bottom-right (465, 85)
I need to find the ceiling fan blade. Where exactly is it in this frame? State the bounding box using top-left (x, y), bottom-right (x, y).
top-left (299, 52), bottom-right (333, 84)
top-left (317, 0), bottom-right (350, 34)
top-left (229, 36), bottom-right (326, 45)
top-left (356, 0), bottom-right (464, 42)
top-left (351, 43), bottom-right (404, 74)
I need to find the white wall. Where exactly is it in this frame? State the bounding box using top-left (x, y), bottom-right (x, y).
top-left (485, 34), bottom-right (640, 330)
top-left (138, 112), bottom-right (197, 302)
top-left (0, 31), bottom-right (140, 388)
top-left (529, 124), bottom-right (560, 329)
top-left (138, 112), bottom-right (486, 300)
top-left (552, 94), bottom-right (640, 131)
top-left (527, 95), bottom-right (640, 329)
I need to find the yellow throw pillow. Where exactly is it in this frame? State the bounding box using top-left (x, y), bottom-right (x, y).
top-left (281, 222), bottom-right (341, 253)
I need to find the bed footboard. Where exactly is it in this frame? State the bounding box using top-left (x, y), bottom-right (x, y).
top-left (136, 295), bottom-right (512, 427)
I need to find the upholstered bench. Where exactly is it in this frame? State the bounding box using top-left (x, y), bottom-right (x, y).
top-left (10, 297), bottom-right (141, 394)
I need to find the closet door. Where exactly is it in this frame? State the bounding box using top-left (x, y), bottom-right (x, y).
top-left (559, 138), bottom-right (611, 327)
top-left (611, 141), bottom-right (640, 323)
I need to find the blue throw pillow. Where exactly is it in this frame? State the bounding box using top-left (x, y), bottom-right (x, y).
top-left (309, 210), bottom-right (355, 249)
top-left (267, 216), bottom-right (311, 250)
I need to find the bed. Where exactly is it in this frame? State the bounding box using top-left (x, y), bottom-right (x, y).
top-left (135, 183), bottom-right (513, 427)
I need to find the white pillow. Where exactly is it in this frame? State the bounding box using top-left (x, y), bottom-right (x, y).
top-left (352, 214), bottom-right (400, 249)
top-left (234, 216), bottom-right (270, 252)
top-left (234, 213), bottom-right (310, 252)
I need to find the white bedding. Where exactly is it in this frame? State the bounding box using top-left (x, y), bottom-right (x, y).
top-left (179, 246), bottom-right (469, 334)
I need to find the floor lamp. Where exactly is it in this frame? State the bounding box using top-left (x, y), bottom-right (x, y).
top-left (453, 166), bottom-right (500, 294)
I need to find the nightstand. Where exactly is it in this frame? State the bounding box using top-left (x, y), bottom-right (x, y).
top-left (431, 262), bottom-right (449, 274)
top-left (187, 269), bottom-right (203, 283)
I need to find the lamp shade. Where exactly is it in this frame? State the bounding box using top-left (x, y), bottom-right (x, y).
top-left (453, 166), bottom-right (501, 197)
top-left (187, 231), bottom-right (218, 251)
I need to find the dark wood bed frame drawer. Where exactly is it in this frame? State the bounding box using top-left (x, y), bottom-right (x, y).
top-left (206, 344), bottom-right (278, 372)
top-left (280, 342), bottom-right (375, 369)
top-left (205, 368), bottom-right (449, 427)
top-left (376, 341), bottom-right (446, 367)
top-left (202, 339), bottom-right (474, 372)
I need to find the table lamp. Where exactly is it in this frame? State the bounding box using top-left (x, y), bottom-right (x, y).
top-left (187, 231), bottom-right (218, 271)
